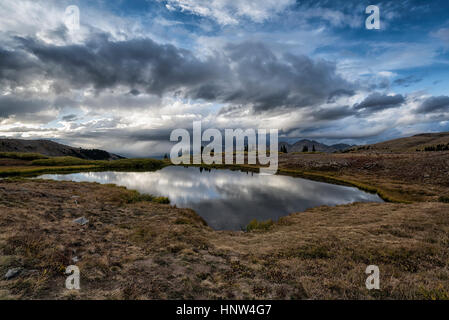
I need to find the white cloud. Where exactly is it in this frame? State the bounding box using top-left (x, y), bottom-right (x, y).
top-left (162, 0), bottom-right (295, 25)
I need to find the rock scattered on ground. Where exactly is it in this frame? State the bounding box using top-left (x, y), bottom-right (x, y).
top-left (73, 217), bottom-right (89, 225)
top-left (4, 268), bottom-right (22, 280)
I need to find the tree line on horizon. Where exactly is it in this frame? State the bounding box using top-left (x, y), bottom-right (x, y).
top-left (280, 144), bottom-right (316, 153)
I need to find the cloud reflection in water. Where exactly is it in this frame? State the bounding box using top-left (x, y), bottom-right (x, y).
top-left (38, 166), bottom-right (383, 230)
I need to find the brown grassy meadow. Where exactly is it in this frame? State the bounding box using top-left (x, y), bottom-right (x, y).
top-left (0, 150), bottom-right (448, 299)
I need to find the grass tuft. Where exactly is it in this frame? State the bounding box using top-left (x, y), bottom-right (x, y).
top-left (121, 190), bottom-right (170, 205)
top-left (418, 285), bottom-right (449, 300)
top-left (246, 219), bottom-right (274, 232)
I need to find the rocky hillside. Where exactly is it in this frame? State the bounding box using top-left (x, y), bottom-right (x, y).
top-left (279, 139), bottom-right (352, 153)
top-left (0, 139), bottom-right (124, 160)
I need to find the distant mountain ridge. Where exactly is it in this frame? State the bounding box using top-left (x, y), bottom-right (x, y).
top-left (279, 139), bottom-right (353, 153)
top-left (0, 139), bottom-right (124, 160)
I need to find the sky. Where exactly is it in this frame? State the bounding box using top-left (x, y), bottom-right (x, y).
top-left (0, 0), bottom-right (448, 157)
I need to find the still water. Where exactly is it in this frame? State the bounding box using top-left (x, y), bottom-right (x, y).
top-left (37, 166), bottom-right (383, 230)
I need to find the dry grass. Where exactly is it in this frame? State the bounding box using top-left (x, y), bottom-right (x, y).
top-left (0, 152), bottom-right (48, 161)
top-left (0, 179), bottom-right (448, 300)
top-left (277, 151), bottom-right (449, 203)
top-left (1, 148), bottom-right (449, 300)
top-left (0, 156), bottom-right (166, 178)
top-left (348, 132), bottom-right (449, 152)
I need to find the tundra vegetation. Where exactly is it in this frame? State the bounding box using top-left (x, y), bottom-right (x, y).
top-left (0, 146), bottom-right (449, 300)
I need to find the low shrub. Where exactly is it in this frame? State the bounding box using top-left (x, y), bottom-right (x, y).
top-left (152, 196), bottom-right (170, 204)
top-left (422, 143), bottom-right (449, 152)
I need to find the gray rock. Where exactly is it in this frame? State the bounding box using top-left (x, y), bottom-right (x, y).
top-left (5, 267), bottom-right (22, 280)
top-left (73, 217), bottom-right (89, 225)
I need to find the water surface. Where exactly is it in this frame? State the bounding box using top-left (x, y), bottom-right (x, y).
top-left (37, 166), bottom-right (383, 230)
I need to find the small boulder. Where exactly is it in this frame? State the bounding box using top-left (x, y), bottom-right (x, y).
top-left (73, 217), bottom-right (89, 226)
top-left (5, 267), bottom-right (22, 280)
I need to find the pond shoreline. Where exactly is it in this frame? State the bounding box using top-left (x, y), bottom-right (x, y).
top-left (1, 178), bottom-right (448, 299)
top-left (35, 167), bottom-right (383, 231)
top-left (1, 152), bottom-right (449, 299)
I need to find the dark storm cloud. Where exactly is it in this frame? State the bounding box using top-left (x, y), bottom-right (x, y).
top-left (0, 96), bottom-right (48, 119)
top-left (62, 114), bottom-right (78, 122)
top-left (0, 126), bottom-right (55, 133)
top-left (312, 105), bottom-right (355, 121)
top-left (128, 89), bottom-right (141, 96)
top-left (353, 92), bottom-right (405, 113)
top-left (203, 42), bottom-right (356, 112)
top-left (416, 96), bottom-right (449, 114)
top-left (61, 126), bottom-right (173, 143)
top-left (14, 34), bottom-right (227, 95)
top-left (282, 123), bottom-right (388, 140)
top-left (1, 34), bottom-right (355, 115)
top-left (0, 48), bottom-right (40, 88)
top-left (0, 93), bottom-right (77, 121)
top-left (327, 89), bottom-right (356, 103)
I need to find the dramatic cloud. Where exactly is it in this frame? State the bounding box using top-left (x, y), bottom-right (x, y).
top-left (312, 106), bottom-right (355, 121)
top-left (354, 93), bottom-right (405, 113)
top-left (0, 48), bottom-right (42, 89)
top-left (1, 0), bottom-right (449, 155)
top-left (193, 42), bottom-right (355, 112)
top-left (2, 35), bottom-right (355, 116)
top-left (13, 34), bottom-right (226, 95)
top-left (416, 96), bottom-right (449, 114)
top-left (0, 96), bottom-right (49, 119)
